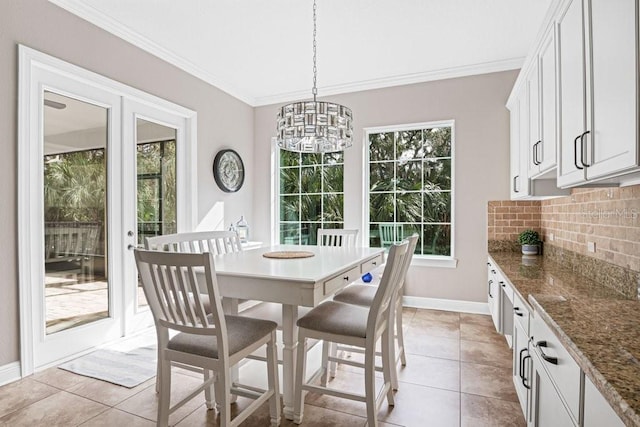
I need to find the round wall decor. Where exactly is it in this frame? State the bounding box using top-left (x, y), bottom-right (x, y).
top-left (213, 149), bottom-right (244, 192)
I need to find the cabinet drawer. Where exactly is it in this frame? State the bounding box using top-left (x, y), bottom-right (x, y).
top-left (513, 292), bottom-right (530, 333)
top-left (324, 266), bottom-right (360, 296)
top-left (360, 254), bottom-right (383, 274)
top-left (531, 312), bottom-right (581, 422)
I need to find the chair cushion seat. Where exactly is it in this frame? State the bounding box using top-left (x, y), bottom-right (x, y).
top-left (239, 301), bottom-right (312, 329)
top-left (168, 315), bottom-right (277, 358)
top-left (296, 301), bottom-right (369, 338)
top-left (333, 284), bottom-right (377, 307)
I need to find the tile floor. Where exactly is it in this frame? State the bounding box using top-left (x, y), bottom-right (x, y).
top-left (0, 308), bottom-right (525, 426)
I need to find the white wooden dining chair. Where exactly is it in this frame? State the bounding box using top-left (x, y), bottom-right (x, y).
top-left (317, 228), bottom-right (359, 247)
top-left (144, 230), bottom-right (244, 392)
top-left (134, 249), bottom-right (280, 427)
top-left (329, 234), bottom-right (419, 390)
top-left (145, 230), bottom-right (243, 255)
top-left (293, 241), bottom-right (409, 427)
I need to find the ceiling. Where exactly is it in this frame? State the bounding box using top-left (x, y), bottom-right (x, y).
top-left (49, 0), bottom-right (551, 106)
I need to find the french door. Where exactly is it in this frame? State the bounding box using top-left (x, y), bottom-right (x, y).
top-left (19, 46), bottom-right (196, 374)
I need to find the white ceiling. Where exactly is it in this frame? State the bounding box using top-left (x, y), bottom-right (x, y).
top-left (49, 0), bottom-right (551, 106)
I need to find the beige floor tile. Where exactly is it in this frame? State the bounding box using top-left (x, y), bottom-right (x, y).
top-left (32, 366), bottom-right (94, 390)
top-left (412, 309), bottom-right (460, 324)
top-left (79, 408), bottom-right (155, 426)
top-left (377, 381), bottom-right (460, 427)
top-left (397, 354), bottom-right (460, 392)
top-left (0, 378), bottom-right (59, 418)
top-left (406, 318), bottom-right (460, 340)
top-left (115, 372), bottom-right (208, 425)
top-left (460, 340), bottom-right (512, 369)
top-left (460, 322), bottom-right (505, 345)
top-left (404, 331), bottom-right (460, 360)
top-left (460, 362), bottom-right (518, 402)
top-left (461, 393), bottom-right (525, 427)
top-left (0, 390), bottom-right (108, 427)
top-left (304, 369), bottom-right (372, 416)
top-left (460, 313), bottom-right (494, 327)
top-left (68, 376), bottom-right (156, 406)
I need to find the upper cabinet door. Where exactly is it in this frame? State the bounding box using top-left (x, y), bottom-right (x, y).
top-left (538, 26), bottom-right (558, 175)
top-left (527, 62), bottom-right (541, 177)
top-left (557, 0), bottom-right (588, 188)
top-left (586, 0), bottom-right (638, 180)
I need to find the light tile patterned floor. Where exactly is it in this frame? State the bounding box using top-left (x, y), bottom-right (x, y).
top-left (0, 308), bottom-right (525, 426)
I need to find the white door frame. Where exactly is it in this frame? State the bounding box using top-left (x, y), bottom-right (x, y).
top-left (18, 45), bottom-right (197, 376)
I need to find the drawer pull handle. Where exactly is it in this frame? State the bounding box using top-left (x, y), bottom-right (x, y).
top-left (491, 269), bottom-right (496, 274)
top-left (521, 355), bottom-right (531, 389)
top-left (343, 276), bottom-right (349, 281)
top-left (372, 261), bottom-right (377, 265)
top-left (500, 281), bottom-right (505, 288)
top-left (536, 340), bottom-right (558, 365)
top-left (513, 307), bottom-right (524, 317)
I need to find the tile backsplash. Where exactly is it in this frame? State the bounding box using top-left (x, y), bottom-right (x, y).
top-left (541, 186), bottom-right (640, 273)
top-left (489, 184), bottom-right (640, 274)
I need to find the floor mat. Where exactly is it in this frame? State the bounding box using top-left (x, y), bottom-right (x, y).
top-left (58, 345), bottom-right (156, 388)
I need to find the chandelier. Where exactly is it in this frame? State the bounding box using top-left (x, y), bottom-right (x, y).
top-left (276, 0), bottom-right (353, 153)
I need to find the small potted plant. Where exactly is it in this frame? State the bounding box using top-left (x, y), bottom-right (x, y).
top-left (518, 229), bottom-right (541, 255)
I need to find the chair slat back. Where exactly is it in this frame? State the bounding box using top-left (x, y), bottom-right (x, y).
top-left (378, 224), bottom-right (403, 248)
top-left (317, 229), bottom-right (359, 247)
top-left (367, 241), bottom-right (409, 335)
top-left (134, 250), bottom-right (227, 346)
top-left (397, 234), bottom-right (419, 292)
top-left (145, 230), bottom-right (242, 255)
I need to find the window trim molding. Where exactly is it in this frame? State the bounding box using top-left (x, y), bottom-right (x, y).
top-left (362, 120), bottom-right (456, 264)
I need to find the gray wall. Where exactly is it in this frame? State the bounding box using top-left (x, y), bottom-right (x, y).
top-left (0, 0), bottom-right (254, 366)
top-left (253, 71), bottom-right (517, 303)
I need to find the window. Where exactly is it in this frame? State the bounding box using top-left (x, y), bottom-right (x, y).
top-left (277, 150), bottom-right (344, 245)
top-left (366, 121), bottom-right (454, 257)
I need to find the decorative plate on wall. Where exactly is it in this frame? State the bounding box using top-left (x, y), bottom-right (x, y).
top-left (213, 149), bottom-right (244, 192)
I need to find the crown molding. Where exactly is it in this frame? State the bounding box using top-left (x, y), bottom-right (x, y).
top-left (48, 0), bottom-right (257, 106)
top-left (253, 58), bottom-right (524, 107)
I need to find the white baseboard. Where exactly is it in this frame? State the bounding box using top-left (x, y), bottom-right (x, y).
top-left (0, 362), bottom-right (21, 387)
top-left (403, 296), bottom-right (490, 315)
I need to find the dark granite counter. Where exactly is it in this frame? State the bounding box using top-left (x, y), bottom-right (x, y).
top-left (488, 251), bottom-right (640, 427)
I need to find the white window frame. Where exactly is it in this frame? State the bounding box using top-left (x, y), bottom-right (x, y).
top-left (272, 139), bottom-right (346, 245)
top-left (362, 120), bottom-right (457, 268)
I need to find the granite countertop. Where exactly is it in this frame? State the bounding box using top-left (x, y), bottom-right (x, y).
top-left (488, 251), bottom-right (640, 427)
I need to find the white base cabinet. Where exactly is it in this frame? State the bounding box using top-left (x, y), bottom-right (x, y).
top-left (583, 376), bottom-right (625, 427)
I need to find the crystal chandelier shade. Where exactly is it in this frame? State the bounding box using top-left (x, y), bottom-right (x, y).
top-left (275, 0), bottom-right (354, 153)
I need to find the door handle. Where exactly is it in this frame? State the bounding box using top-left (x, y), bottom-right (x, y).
top-left (532, 141), bottom-right (542, 165)
top-left (580, 130), bottom-right (591, 167)
top-left (574, 134), bottom-right (584, 170)
top-left (522, 355), bottom-right (531, 389)
top-left (513, 175), bottom-right (519, 193)
top-left (536, 340), bottom-right (558, 365)
top-left (127, 244), bottom-right (135, 251)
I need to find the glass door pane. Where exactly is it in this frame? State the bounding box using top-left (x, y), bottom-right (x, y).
top-left (43, 91), bottom-right (109, 334)
top-left (135, 118), bottom-right (177, 310)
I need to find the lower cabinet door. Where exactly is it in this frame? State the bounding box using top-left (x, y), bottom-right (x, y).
top-left (512, 320), bottom-right (531, 422)
top-left (530, 350), bottom-right (577, 427)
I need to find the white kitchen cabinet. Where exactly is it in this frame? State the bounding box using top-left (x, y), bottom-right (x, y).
top-left (536, 26), bottom-right (558, 176)
top-left (513, 318), bottom-right (532, 423)
top-left (510, 89), bottom-right (531, 199)
top-left (557, 0), bottom-right (639, 188)
top-left (583, 375), bottom-right (625, 427)
top-left (487, 260), bottom-right (503, 333)
top-left (530, 348), bottom-right (577, 427)
top-left (526, 63), bottom-right (540, 178)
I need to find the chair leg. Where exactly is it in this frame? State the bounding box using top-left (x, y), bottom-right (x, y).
top-left (204, 370), bottom-right (216, 410)
top-left (396, 300), bottom-right (407, 367)
top-left (266, 332), bottom-right (281, 427)
top-left (155, 328), bottom-right (168, 393)
top-left (364, 344), bottom-right (379, 427)
top-left (381, 330), bottom-right (395, 407)
top-left (157, 356), bottom-right (171, 427)
top-left (328, 342), bottom-right (338, 378)
top-left (293, 335), bottom-right (307, 424)
top-left (320, 340), bottom-right (330, 386)
top-left (216, 367), bottom-right (231, 427)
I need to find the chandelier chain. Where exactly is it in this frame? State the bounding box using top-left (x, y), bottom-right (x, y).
top-left (312, 0), bottom-right (317, 101)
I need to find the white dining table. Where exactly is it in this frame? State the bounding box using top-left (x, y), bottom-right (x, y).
top-left (204, 244), bottom-right (385, 420)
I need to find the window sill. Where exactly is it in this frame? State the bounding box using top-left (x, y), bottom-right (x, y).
top-left (411, 256), bottom-right (458, 269)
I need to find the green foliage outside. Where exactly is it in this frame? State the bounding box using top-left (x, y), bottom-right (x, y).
top-left (43, 141), bottom-right (177, 248)
top-left (369, 126), bottom-right (453, 256)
